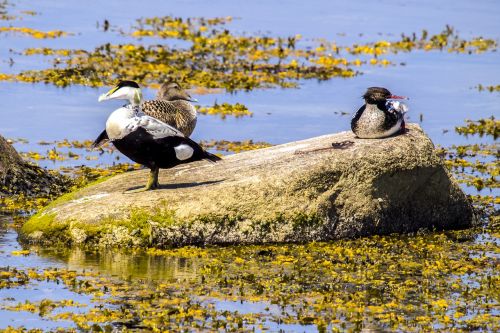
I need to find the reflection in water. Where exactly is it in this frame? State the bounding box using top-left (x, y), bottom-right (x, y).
top-left (0, 222), bottom-right (201, 330)
top-left (34, 246), bottom-right (200, 281)
top-left (1, 216), bottom-right (199, 282)
top-left (0, 216), bottom-right (8, 238)
top-left (1, 218), bottom-right (499, 331)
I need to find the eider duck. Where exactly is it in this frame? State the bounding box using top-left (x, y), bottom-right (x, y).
top-left (97, 80), bottom-right (220, 193)
top-left (153, 81), bottom-right (198, 136)
top-left (91, 81), bottom-right (197, 148)
top-left (351, 87), bottom-right (409, 139)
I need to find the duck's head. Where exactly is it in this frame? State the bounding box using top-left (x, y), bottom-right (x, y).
top-left (98, 80), bottom-right (143, 106)
top-left (156, 81), bottom-right (197, 102)
top-left (362, 87), bottom-right (407, 104)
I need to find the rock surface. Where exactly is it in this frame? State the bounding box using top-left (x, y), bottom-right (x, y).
top-left (21, 124), bottom-right (475, 247)
top-left (0, 134), bottom-right (69, 198)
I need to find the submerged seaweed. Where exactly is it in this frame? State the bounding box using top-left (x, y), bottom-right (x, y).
top-left (0, 226), bottom-right (498, 332)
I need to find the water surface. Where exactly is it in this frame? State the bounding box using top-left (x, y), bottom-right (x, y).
top-left (0, 0), bottom-right (498, 331)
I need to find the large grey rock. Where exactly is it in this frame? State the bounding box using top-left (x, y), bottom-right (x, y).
top-left (21, 124), bottom-right (475, 247)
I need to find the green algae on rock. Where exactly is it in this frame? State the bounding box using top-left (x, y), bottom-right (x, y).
top-left (21, 124), bottom-right (475, 247)
top-left (200, 139), bottom-right (272, 153)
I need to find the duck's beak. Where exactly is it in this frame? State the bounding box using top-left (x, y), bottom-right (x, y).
top-left (389, 94), bottom-right (409, 100)
top-left (182, 90), bottom-right (198, 103)
top-left (98, 86), bottom-right (119, 102)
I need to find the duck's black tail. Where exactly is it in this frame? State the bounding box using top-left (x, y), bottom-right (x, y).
top-left (91, 130), bottom-right (109, 149)
top-left (203, 151), bottom-right (222, 163)
top-left (184, 137), bottom-right (222, 163)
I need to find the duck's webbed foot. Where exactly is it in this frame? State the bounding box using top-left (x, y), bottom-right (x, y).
top-left (123, 167), bottom-right (160, 194)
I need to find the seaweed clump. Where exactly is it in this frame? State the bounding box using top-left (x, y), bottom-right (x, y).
top-left (437, 117), bottom-right (499, 220)
top-left (0, 18), bottom-right (496, 91)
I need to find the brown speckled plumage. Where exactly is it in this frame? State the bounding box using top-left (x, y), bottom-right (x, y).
top-left (142, 99), bottom-right (197, 137)
top-left (151, 82), bottom-right (198, 136)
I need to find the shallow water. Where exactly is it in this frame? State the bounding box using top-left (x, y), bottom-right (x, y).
top-left (0, 0), bottom-right (499, 331)
top-left (0, 219), bottom-right (316, 331)
top-left (1, 217), bottom-right (498, 331)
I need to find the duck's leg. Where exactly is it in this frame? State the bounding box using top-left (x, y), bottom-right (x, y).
top-left (151, 167), bottom-right (160, 189)
top-left (124, 167), bottom-right (160, 194)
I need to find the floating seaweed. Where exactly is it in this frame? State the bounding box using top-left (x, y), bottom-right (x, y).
top-left (197, 102), bottom-right (253, 119)
top-left (0, 17), bottom-right (495, 91)
top-left (433, 118), bottom-right (499, 218)
top-left (476, 84), bottom-right (500, 92)
top-left (0, 27), bottom-right (67, 38)
top-left (0, 227), bottom-right (498, 332)
top-left (455, 117), bottom-right (499, 140)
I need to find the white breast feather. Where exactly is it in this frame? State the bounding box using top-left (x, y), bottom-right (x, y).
top-left (174, 144), bottom-right (194, 160)
top-left (376, 118), bottom-right (403, 138)
top-left (106, 107), bottom-right (134, 140)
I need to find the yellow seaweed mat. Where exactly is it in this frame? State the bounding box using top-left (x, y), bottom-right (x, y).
top-left (0, 227), bottom-right (498, 332)
top-left (0, 27), bottom-right (67, 38)
top-left (0, 17), bottom-right (496, 90)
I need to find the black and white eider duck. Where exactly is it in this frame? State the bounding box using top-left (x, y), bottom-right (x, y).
top-left (96, 80), bottom-right (220, 193)
top-left (351, 87), bottom-right (409, 139)
top-left (91, 81), bottom-right (198, 148)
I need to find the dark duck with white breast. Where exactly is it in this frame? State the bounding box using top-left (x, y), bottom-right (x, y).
top-left (351, 87), bottom-right (409, 139)
top-left (97, 80), bottom-right (220, 193)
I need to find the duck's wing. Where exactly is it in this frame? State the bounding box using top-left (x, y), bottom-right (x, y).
top-left (126, 114), bottom-right (185, 139)
top-left (121, 114), bottom-right (221, 164)
top-left (142, 100), bottom-right (196, 136)
top-left (383, 101), bottom-right (408, 128)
